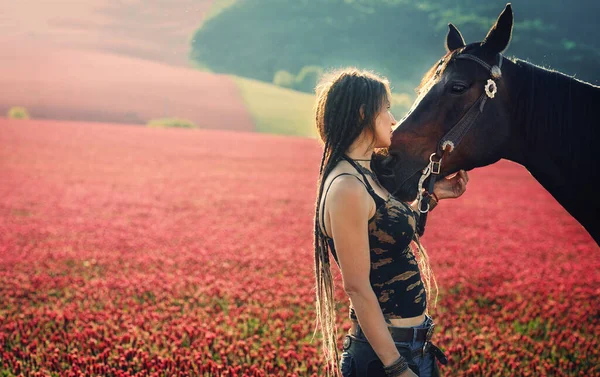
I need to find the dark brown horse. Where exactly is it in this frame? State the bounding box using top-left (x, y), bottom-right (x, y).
top-left (376, 4), bottom-right (600, 244)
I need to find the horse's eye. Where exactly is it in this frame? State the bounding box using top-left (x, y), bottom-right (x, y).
top-left (450, 83), bottom-right (468, 94)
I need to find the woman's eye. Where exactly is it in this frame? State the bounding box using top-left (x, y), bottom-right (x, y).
top-left (451, 83), bottom-right (467, 94)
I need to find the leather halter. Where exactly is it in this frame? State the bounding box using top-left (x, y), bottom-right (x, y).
top-left (416, 52), bottom-right (504, 236)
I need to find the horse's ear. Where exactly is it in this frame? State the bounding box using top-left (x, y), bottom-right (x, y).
top-left (482, 3), bottom-right (513, 53)
top-left (445, 23), bottom-right (466, 52)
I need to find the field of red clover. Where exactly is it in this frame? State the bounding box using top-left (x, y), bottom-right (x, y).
top-left (1, 119), bottom-right (598, 376)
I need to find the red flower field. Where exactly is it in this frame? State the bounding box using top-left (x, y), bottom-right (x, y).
top-left (1, 118), bottom-right (598, 376)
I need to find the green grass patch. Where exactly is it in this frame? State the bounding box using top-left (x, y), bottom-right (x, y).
top-left (147, 118), bottom-right (197, 129)
top-left (232, 74), bottom-right (414, 138)
top-left (513, 317), bottom-right (545, 338)
top-left (7, 106), bottom-right (30, 120)
top-left (232, 75), bottom-right (317, 138)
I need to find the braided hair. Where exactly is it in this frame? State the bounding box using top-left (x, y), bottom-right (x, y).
top-left (312, 68), bottom-right (392, 377)
top-left (311, 68), bottom-right (439, 377)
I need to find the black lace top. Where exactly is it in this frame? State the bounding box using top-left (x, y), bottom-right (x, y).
top-left (321, 155), bottom-right (426, 320)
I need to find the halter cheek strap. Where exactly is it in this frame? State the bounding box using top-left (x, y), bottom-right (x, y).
top-left (416, 53), bottom-right (503, 236)
top-left (438, 53), bottom-right (503, 155)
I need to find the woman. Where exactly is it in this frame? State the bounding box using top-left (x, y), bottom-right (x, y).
top-left (313, 68), bottom-right (468, 377)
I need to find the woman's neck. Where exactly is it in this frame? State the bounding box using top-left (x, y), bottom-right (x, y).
top-left (345, 148), bottom-right (374, 169)
top-left (345, 132), bottom-right (376, 167)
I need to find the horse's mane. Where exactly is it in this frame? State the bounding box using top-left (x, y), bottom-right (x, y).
top-left (511, 58), bottom-right (599, 172)
top-left (415, 50), bottom-right (459, 94)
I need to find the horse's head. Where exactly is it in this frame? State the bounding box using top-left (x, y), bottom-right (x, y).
top-left (383, 4), bottom-right (516, 201)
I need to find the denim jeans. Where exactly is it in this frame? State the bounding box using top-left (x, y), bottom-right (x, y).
top-left (339, 315), bottom-right (441, 377)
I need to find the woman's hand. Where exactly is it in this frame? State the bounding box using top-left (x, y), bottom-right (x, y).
top-left (433, 169), bottom-right (469, 200)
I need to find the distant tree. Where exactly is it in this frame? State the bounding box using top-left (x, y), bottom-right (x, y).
top-left (273, 70), bottom-right (296, 89)
top-left (293, 66), bottom-right (323, 93)
top-left (190, 0), bottom-right (600, 89)
top-left (7, 106), bottom-right (30, 119)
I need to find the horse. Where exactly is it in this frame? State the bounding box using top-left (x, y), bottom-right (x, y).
top-left (374, 4), bottom-right (600, 245)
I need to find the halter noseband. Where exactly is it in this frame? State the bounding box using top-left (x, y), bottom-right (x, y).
top-left (416, 52), bottom-right (504, 236)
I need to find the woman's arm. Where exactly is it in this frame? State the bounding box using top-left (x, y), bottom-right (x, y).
top-left (327, 177), bottom-right (413, 373)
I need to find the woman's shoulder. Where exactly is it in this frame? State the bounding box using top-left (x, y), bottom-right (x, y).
top-left (326, 174), bottom-right (367, 200)
top-left (323, 165), bottom-right (370, 205)
top-left (320, 162), bottom-right (373, 236)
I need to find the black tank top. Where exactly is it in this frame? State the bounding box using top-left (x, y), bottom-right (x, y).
top-left (321, 155), bottom-right (426, 320)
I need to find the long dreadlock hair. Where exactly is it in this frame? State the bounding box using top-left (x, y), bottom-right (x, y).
top-left (312, 68), bottom-right (438, 377)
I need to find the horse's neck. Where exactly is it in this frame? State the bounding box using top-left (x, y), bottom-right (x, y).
top-left (508, 60), bottom-right (599, 216)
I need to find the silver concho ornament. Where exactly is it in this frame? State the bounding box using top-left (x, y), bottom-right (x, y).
top-left (441, 140), bottom-right (455, 153)
top-left (485, 79), bottom-right (497, 98)
top-left (491, 65), bottom-right (502, 79)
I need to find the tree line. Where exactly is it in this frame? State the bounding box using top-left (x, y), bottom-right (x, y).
top-left (190, 0), bottom-right (599, 93)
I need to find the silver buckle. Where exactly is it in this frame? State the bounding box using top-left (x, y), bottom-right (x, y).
top-left (422, 341), bottom-right (431, 357)
top-left (422, 324), bottom-right (436, 357)
top-left (427, 323), bottom-right (436, 340)
top-left (431, 160), bottom-right (441, 175)
top-left (429, 153), bottom-right (442, 175)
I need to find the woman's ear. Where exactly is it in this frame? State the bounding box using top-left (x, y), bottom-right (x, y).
top-left (359, 104), bottom-right (365, 122)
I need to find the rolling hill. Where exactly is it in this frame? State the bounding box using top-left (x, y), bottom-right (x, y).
top-left (0, 40), bottom-right (254, 132)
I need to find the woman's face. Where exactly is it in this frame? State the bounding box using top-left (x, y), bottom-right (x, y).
top-left (372, 98), bottom-right (397, 148)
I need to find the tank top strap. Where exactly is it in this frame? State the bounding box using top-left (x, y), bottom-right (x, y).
top-left (341, 155), bottom-right (378, 195)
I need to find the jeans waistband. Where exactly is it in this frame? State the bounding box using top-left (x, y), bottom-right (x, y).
top-left (351, 315), bottom-right (435, 344)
